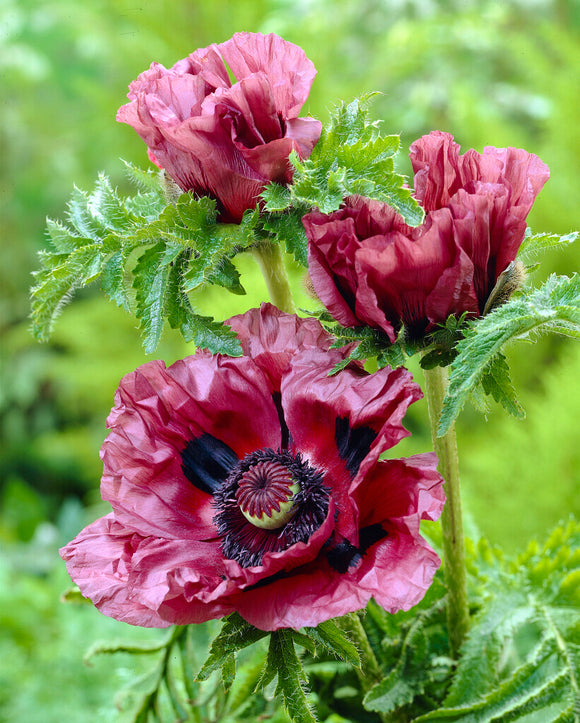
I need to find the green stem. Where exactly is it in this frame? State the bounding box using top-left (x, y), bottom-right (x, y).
top-left (422, 364), bottom-right (470, 657)
top-left (337, 614), bottom-right (392, 722)
top-left (251, 239), bottom-right (296, 313)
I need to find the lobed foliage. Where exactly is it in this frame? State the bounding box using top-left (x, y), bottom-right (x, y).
top-left (58, 519), bottom-right (579, 722)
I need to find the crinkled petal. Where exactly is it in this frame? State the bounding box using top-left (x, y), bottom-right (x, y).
top-left (354, 454), bottom-right (445, 535)
top-left (227, 303), bottom-right (334, 389)
top-left (352, 530), bottom-right (441, 614)
top-left (216, 32), bottom-right (318, 116)
top-left (60, 515), bottom-right (171, 628)
top-left (101, 354), bottom-right (281, 539)
top-left (281, 350), bottom-right (422, 538)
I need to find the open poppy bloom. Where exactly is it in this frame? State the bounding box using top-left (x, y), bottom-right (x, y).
top-left (303, 131), bottom-right (549, 341)
top-left (117, 32), bottom-right (322, 223)
top-left (61, 305), bottom-right (444, 631)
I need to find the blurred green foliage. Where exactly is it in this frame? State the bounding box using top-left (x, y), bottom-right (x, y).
top-left (0, 0), bottom-right (578, 719)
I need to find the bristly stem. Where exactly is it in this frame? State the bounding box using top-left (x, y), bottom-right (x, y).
top-left (251, 239), bottom-right (296, 313)
top-left (423, 363), bottom-right (470, 657)
top-left (337, 613), bottom-right (391, 723)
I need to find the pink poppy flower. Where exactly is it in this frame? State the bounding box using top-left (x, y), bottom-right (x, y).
top-left (61, 305), bottom-right (444, 631)
top-left (117, 32), bottom-right (322, 223)
top-left (303, 132), bottom-right (549, 341)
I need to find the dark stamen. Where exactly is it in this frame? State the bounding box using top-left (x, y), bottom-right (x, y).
top-left (214, 449), bottom-right (330, 568)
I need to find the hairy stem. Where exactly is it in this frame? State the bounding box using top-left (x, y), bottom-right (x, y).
top-left (423, 364), bottom-right (470, 657)
top-left (251, 239), bottom-right (296, 313)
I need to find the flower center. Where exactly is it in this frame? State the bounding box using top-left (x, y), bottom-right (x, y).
top-left (236, 461), bottom-right (300, 530)
top-left (213, 449), bottom-right (330, 568)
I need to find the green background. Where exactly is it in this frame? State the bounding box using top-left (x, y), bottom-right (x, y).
top-left (1, 0), bottom-right (578, 720)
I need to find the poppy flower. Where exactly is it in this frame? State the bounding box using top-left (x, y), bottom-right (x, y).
top-left (117, 32), bottom-right (322, 223)
top-left (303, 131), bottom-right (549, 341)
top-left (60, 304), bottom-right (444, 631)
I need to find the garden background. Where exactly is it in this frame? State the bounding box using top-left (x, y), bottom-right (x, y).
top-left (1, 0), bottom-right (578, 720)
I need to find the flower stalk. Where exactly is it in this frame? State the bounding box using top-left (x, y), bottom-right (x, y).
top-left (251, 240), bottom-right (296, 313)
top-left (422, 363), bottom-right (469, 656)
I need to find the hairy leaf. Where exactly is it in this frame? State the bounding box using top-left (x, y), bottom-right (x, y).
top-left (266, 631), bottom-right (317, 723)
top-left (413, 520), bottom-right (580, 722)
top-left (196, 613), bottom-right (269, 684)
top-left (438, 274), bottom-right (580, 436)
top-left (517, 228), bottom-right (578, 265)
top-left (304, 620), bottom-right (361, 668)
top-left (32, 171), bottom-right (255, 353)
top-left (262, 94), bottom-right (423, 227)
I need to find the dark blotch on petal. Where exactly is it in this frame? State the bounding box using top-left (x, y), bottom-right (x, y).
top-left (181, 433), bottom-right (238, 495)
top-left (272, 391), bottom-right (291, 450)
top-left (326, 524), bottom-right (387, 573)
top-left (335, 417), bottom-right (377, 476)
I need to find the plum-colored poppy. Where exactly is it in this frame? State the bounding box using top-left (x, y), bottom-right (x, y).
top-left (303, 132), bottom-right (549, 340)
top-left (61, 304), bottom-right (444, 631)
top-left (117, 32), bottom-right (322, 223)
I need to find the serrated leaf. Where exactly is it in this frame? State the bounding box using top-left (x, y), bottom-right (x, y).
top-left (364, 615), bottom-right (429, 714)
top-left (122, 158), bottom-right (165, 193)
top-left (268, 631), bottom-right (317, 723)
top-left (261, 206), bottom-right (311, 266)
top-left (304, 621), bottom-right (361, 667)
top-left (32, 170), bottom-right (258, 352)
top-left (193, 315), bottom-right (243, 356)
top-left (415, 521), bottom-right (580, 722)
top-left (101, 248), bottom-right (131, 310)
top-left (83, 635), bottom-right (172, 666)
top-left (31, 245), bottom-right (105, 340)
top-left (133, 242), bottom-right (182, 353)
top-left (438, 274), bottom-right (580, 436)
top-left (261, 182), bottom-right (292, 211)
top-left (196, 613), bottom-right (269, 683)
top-left (285, 95), bottom-right (423, 226)
top-left (518, 228), bottom-right (578, 264)
top-left (479, 351), bottom-right (524, 419)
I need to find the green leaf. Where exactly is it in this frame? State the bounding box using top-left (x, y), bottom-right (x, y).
top-left (438, 274), bottom-right (580, 436)
top-left (414, 520), bottom-right (580, 722)
top-left (83, 633), bottom-right (173, 666)
top-left (261, 205), bottom-right (311, 266)
top-left (364, 615), bottom-right (429, 714)
top-left (122, 158), bottom-right (166, 193)
top-left (284, 94), bottom-right (423, 226)
top-left (133, 242), bottom-right (183, 353)
top-left (192, 315), bottom-right (243, 356)
top-left (304, 620), bottom-right (361, 667)
top-left (479, 351), bottom-right (524, 419)
top-left (59, 586), bottom-right (91, 605)
top-left (32, 170), bottom-right (256, 353)
top-left (267, 631), bottom-right (317, 723)
top-left (517, 228), bottom-right (578, 264)
top-left (261, 182), bottom-right (293, 212)
top-left (196, 613), bottom-right (269, 684)
top-left (31, 245), bottom-right (105, 340)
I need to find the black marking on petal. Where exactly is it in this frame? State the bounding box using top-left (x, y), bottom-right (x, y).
top-left (335, 417), bottom-right (377, 476)
top-left (181, 433), bottom-right (238, 495)
top-left (326, 524), bottom-right (388, 574)
top-left (272, 391), bottom-right (291, 450)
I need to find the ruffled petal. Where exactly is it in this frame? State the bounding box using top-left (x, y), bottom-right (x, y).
top-left (60, 515), bottom-right (171, 628)
top-left (101, 354), bottom-right (281, 539)
top-left (216, 32), bottom-right (318, 116)
top-left (227, 303), bottom-right (334, 389)
top-left (281, 350), bottom-right (422, 538)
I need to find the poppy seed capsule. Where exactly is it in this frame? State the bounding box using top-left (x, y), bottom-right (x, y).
top-left (236, 462), bottom-right (300, 529)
